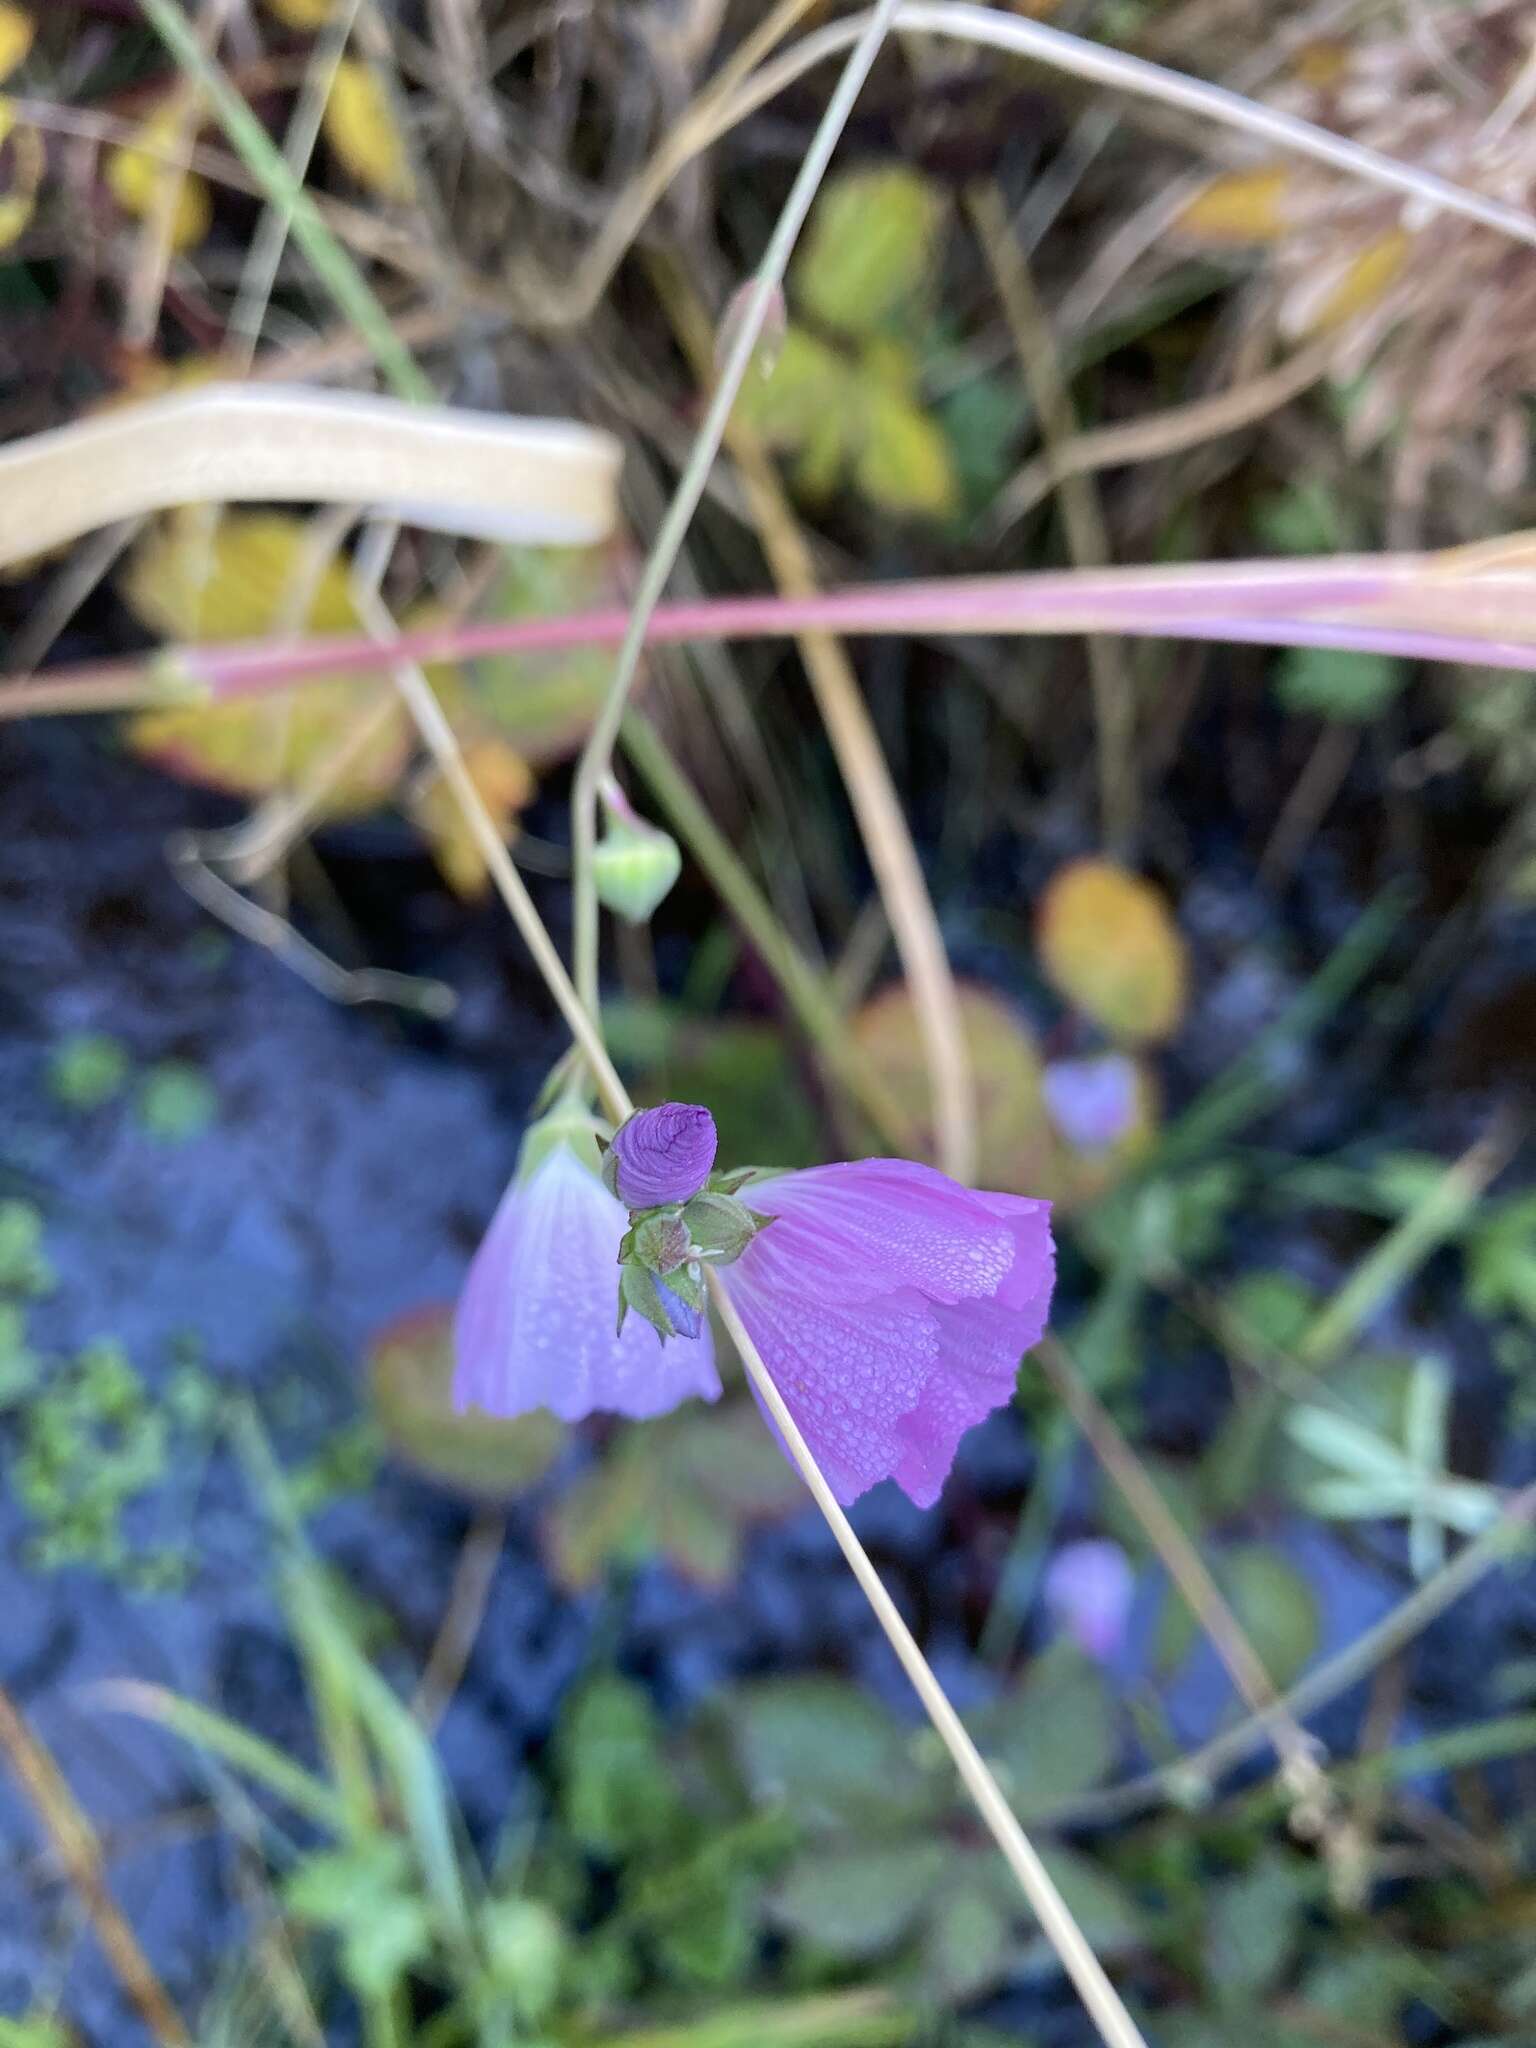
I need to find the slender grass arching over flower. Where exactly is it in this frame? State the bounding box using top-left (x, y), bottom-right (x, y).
top-left (456, 1101), bottom-right (1056, 1509)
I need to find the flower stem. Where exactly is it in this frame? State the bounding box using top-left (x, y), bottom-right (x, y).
top-left (567, 0), bottom-right (910, 1044)
top-left (708, 1281), bottom-right (1148, 2048)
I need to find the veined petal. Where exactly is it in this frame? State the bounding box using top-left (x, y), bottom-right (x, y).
top-left (746, 1159), bottom-right (1022, 1306)
top-left (455, 1145), bottom-right (720, 1423)
top-left (726, 1263), bottom-right (940, 1505)
top-left (729, 1165), bottom-right (1055, 1508)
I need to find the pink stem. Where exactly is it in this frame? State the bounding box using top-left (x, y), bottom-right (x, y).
top-left (6, 553), bottom-right (1536, 715)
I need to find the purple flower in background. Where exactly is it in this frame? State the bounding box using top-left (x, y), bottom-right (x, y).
top-left (1042, 1053), bottom-right (1138, 1153)
top-left (724, 1159), bottom-right (1054, 1508)
top-left (608, 1102), bottom-right (718, 1209)
top-left (1043, 1539), bottom-right (1135, 1663)
top-left (455, 1122), bottom-right (720, 1423)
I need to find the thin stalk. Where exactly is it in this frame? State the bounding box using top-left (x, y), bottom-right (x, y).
top-left (1045, 1481), bottom-right (1536, 1831)
top-left (0, 1682), bottom-right (192, 2046)
top-left (970, 181), bottom-right (1138, 853)
top-left (708, 1283), bottom-right (1147, 2048)
top-left (619, 710), bottom-right (917, 1151)
top-left (135, 0), bottom-right (431, 401)
top-left (17, 545), bottom-right (1536, 715)
top-left (352, 596), bottom-right (1148, 2048)
top-left (660, 266), bottom-right (977, 1183)
top-left (568, 0), bottom-right (909, 1037)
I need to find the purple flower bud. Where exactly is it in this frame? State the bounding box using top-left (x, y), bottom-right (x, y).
top-left (609, 1102), bottom-right (717, 1210)
top-left (1042, 1054), bottom-right (1139, 1153)
top-left (1042, 1540), bottom-right (1135, 1663)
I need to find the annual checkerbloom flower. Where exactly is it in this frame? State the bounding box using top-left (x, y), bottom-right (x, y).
top-left (723, 1157), bottom-right (1055, 1507)
top-left (455, 1100), bottom-right (1054, 1510)
top-left (454, 1108), bottom-right (720, 1423)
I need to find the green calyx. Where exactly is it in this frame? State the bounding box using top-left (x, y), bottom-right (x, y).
top-left (516, 1102), bottom-right (607, 1182)
top-left (612, 1177), bottom-right (773, 1343)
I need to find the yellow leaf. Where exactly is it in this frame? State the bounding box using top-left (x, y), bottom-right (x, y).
top-left (121, 508), bottom-right (361, 641)
top-left (262, 0), bottom-right (338, 23)
top-left (853, 381), bottom-right (957, 519)
top-left (794, 166), bottom-right (945, 339)
top-left (411, 736), bottom-right (534, 898)
top-left (323, 56), bottom-right (413, 201)
top-left (1036, 859), bottom-right (1189, 1045)
top-left (1178, 168), bottom-right (1291, 245)
top-left (105, 104), bottom-right (212, 252)
top-left (121, 510), bottom-right (410, 816)
top-left (1292, 38), bottom-right (1349, 91)
top-left (851, 983), bottom-right (1054, 1193)
top-left (0, 93), bottom-right (43, 251)
top-left (1307, 229), bottom-right (1410, 333)
top-left (0, 4), bottom-right (32, 82)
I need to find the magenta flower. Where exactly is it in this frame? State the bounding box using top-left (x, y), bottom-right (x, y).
top-left (1043, 1540), bottom-right (1135, 1663)
top-left (454, 1125), bottom-right (720, 1423)
top-left (608, 1102), bottom-right (718, 1209)
top-left (723, 1159), bottom-right (1054, 1508)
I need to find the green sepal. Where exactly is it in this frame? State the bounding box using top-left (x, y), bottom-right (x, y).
top-left (680, 1191), bottom-right (764, 1266)
top-left (633, 1212), bottom-right (691, 1276)
top-left (516, 1103), bottom-right (606, 1182)
top-left (618, 1263), bottom-right (676, 1344)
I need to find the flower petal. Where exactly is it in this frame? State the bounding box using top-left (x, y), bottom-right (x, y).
top-left (455, 1145), bottom-right (720, 1422)
top-left (727, 1266), bottom-right (941, 1504)
top-left (746, 1159), bottom-right (1022, 1306)
top-left (729, 1166), bottom-right (1055, 1508)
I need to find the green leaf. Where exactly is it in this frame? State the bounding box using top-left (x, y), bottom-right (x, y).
top-left (1467, 1194), bottom-right (1536, 1327)
top-left (1224, 1545), bottom-right (1321, 1689)
top-left (1274, 646), bottom-right (1405, 721)
top-left (468, 544), bottom-right (630, 767)
top-left (135, 1061), bottom-right (217, 1142)
top-left (772, 1841), bottom-right (947, 1959)
top-left (48, 1031), bottom-right (129, 1109)
top-left (969, 1641), bottom-right (1119, 1814)
top-left (558, 1674), bottom-right (679, 1858)
top-left (923, 1875), bottom-right (1015, 2003)
top-left (794, 167), bottom-right (945, 338)
top-left (369, 1305), bottom-right (567, 1499)
top-left (733, 324), bottom-right (854, 457)
top-left (1016, 1846), bottom-right (1144, 1963)
top-left (542, 1404), bottom-right (804, 1591)
top-left (0, 1201), bottom-right (54, 1297)
top-left (727, 1676), bottom-right (938, 1833)
top-left (1205, 1852), bottom-right (1310, 2001)
top-left (852, 380), bottom-right (957, 519)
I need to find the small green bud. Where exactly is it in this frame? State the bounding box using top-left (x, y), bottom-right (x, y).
top-left (592, 782), bottom-right (682, 926)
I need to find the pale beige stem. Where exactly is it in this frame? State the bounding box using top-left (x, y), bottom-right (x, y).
top-left (662, 280), bottom-right (977, 1183)
top-left (711, 1283), bottom-right (1148, 2048)
top-left (0, 386), bottom-right (621, 569)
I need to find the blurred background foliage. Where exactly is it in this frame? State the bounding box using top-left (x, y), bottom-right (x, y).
top-left (2, 2), bottom-right (1536, 2046)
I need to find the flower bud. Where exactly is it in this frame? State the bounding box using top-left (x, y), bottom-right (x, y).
top-left (593, 783), bottom-right (682, 926)
top-left (606, 1102), bottom-right (717, 1210)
